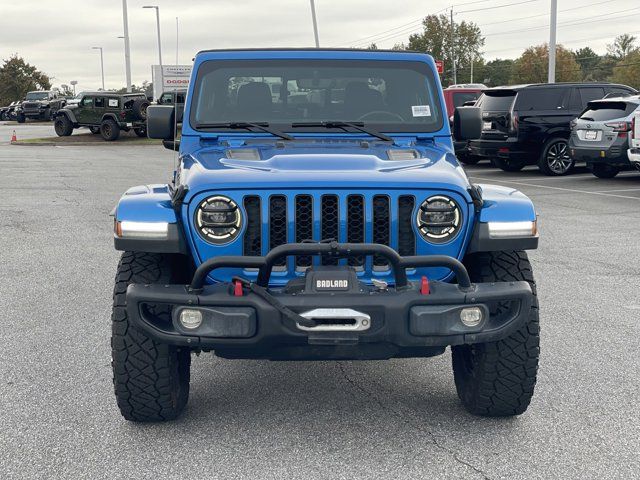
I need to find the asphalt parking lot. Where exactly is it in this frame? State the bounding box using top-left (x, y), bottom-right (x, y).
top-left (0, 140), bottom-right (639, 479)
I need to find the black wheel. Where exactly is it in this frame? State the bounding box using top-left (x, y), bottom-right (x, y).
top-left (589, 164), bottom-right (620, 179)
top-left (491, 157), bottom-right (526, 172)
top-left (101, 118), bottom-right (120, 141)
top-left (538, 138), bottom-right (574, 176)
top-left (134, 125), bottom-right (147, 137)
top-left (54, 116), bottom-right (73, 136)
top-left (458, 154), bottom-right (480, 166)
top-left (89, 126), bottom-right (100, 134)
top-left (112, 252), bottom-right (192, 422)
top-left (16, 112), bottom-right (26, 123)
top-left (452, 251), bottom-right (540, 417)
top-left (132, 99), bottom-right (151, 120)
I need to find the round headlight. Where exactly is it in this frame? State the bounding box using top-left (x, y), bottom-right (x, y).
top-left (417, 195), bottom-right (461, 243)
top-left (195, 196), bottom-right (242, 244)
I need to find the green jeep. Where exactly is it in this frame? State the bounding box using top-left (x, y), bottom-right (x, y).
top-left (53, 92), bottom-right (150, 141)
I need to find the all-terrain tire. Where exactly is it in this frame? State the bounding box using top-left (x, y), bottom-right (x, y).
top-left (452, 251), bottom-right (540, 417)
top-left (111, 252), bottom-right (192, 422)
top-left (132, 99), bottom-right (150, 120)
top-left (134, 125), bottom-right (147, 137)
top-left (491, 157), bottom-right (526, 172)
top-left (589, 164), bottom-right (620, 179)
top-left (101, 118), bottom-right (120, 141)
top-left (16, 112), bottom-right (26, 123)
top-left (54, 115), bottom-right (73, 136)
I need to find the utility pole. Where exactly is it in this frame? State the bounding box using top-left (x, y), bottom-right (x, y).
top-left (92, 47), bottom-right (105, 90)
top-left (122, 0), bottom-right (132, 92)
top-left (548, 0), bottom-right (557, 83)
top-left (309, 0), bottom-right (320, 47)
top-left (450, 7), bottom-right (457, 85)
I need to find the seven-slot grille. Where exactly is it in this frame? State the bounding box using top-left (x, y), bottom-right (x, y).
top-left (243, 193), bottom-right (416, 271)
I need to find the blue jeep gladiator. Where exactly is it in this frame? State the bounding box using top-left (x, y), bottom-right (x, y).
top-left (111, 49), bottom-right (540, 422)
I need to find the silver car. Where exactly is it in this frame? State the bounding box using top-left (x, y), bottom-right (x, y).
top-left (569, 95), bottom-right (640, 178)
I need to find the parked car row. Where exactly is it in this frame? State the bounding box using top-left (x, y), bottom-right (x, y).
top-left (0, 90), bottom-right (69, 122)
top-left (454, 82), bottom-right (639, 178)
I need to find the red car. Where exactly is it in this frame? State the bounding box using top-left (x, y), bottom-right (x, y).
top-left (444, 84), bottom-right (486, 164)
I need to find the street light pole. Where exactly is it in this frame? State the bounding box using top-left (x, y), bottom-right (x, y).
top-left (309, 0), bottom-right (320, 48)
top-left (92, 47), bottom-right (105, 90)
top-left (122, 0), bottom-right (132, 92)
top-left (548, 0), bottom-right (557, 83)
top-left (143, 6), bottom-right (163, 67)
top-left (176, 17), bottom-right (179, 65)
top-left (450, 8), bottom-right (457, 85)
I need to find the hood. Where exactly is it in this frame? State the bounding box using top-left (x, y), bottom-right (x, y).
top-left (179, 139), bottom-right (471, 203)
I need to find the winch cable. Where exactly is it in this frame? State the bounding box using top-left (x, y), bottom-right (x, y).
top-left (232, 277), bottom-right (318, 328)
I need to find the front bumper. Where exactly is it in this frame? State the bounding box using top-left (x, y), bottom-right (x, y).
top-left (125, 243), bottom-right (534, 360)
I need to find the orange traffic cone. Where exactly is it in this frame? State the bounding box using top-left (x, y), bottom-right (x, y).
top-left (10, 130), bottom-right (17, 143)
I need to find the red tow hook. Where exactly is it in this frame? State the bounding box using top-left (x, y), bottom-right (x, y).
top-left (420, 276), bottom-right (430, 295)
top-left (233, 279), bottom-right (244, 297)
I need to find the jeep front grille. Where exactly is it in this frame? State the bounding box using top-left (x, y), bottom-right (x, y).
top-left (243, 193), bottom-right (417, 273)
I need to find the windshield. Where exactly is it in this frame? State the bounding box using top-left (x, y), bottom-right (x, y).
top-left (26, 92), bottom-right (49, 100)
top-left (452, 91), bottom-right (480, 108)
top-left (190, 59), bottom-right (443, 133)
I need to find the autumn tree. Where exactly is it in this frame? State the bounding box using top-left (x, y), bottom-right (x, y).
top-left (0, 55), bottom-right (51, 105)
top-left (610, 49), bottom-right (640, 90)
top-left (473, 58), bottom-right (515, 87)
top-left (405, 14), bottom-right (484, 86)
top-left (510, 44), bottom-right (581, 84)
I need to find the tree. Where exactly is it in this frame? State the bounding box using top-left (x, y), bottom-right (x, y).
top-left (406, 14), bottom-right (484, 86)
top-left (367, 43), bottom-right (378, 50)
top-left (0, 55), bottom-right (51, 105)
top-left (610, 50), bottom-right (640, 90)
top-left (474, 58), bottom-right (515, 87)
top-left (607, 34), bottom-right (637, 60)
top-left (573, 46), bottom-right (600, 80)
top-left (510, 44), bottom-right (581, 84)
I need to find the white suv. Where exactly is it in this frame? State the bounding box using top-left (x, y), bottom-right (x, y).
top-left (629, 112), bottom-right (640, 169)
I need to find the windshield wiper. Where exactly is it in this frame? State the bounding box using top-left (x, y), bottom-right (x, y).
top-left (291, 121), bottom-right (394, 143)
top-left (195, 122), bottom-right (293, 141)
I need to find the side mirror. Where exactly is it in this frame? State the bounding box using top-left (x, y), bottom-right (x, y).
top-left (147, 105), bottom-right (175, 140)
top-left (453, 106), bottom-right (482, 141)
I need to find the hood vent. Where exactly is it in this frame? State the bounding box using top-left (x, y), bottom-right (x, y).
top-left (226, 148), bottom-right (261, 160)
top-left (387, 149), bottom-right (420, 161)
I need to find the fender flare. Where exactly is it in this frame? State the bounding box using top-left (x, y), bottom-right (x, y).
top-left (113, 184), bottom-right (188, 254)
top-left (55, 109), bottom-right (77, 124)
top-left (467, 184), bottom-right (539, 253)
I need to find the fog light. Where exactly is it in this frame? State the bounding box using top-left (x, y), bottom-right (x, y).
top-left (460, 307), bottom-right (483, 327)
top-left (179, 309), bottom-right (203, 329)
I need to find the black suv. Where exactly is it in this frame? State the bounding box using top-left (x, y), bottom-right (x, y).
top-left (468, 83), bottom-right (637, 175)
top-left (53, 92), bottom-right (149, 141)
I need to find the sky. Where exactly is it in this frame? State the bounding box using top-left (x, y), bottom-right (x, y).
top-left (1, 0), bottom-right (639, 91)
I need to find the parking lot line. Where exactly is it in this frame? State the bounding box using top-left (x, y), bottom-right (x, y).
top-left (468, 175), bottom-right (640, 200)
top-left (592, 187), bottom-right (640, 193)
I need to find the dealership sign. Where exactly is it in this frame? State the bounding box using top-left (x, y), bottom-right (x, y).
top-left (151, 64), bottom-right (192, 99)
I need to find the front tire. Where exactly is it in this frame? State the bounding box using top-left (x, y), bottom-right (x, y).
top-left (538, 138), bottom-right (574, 176)
top-left (589, 164), bottom-right (620, 179)
top-left (54, 116), bottom-right (73, 136)
top-left (111, 252), bottom-right (191, 422)
top-left (16, 112), bottom-right (25, 123)
top-left (452, 251), bottom-right (540, 416)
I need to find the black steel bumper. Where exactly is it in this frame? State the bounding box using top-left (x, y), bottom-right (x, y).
top-left (126, 243), bottom-right (534, 360)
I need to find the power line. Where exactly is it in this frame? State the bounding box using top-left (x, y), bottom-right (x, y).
top-left (456, 0), bottom-right (540, 14)
top-left (483, 7), bottom-right (640, 37)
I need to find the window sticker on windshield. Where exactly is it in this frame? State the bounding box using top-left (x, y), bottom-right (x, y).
top-left (108, 99), bottom-right (118, 107)
top-left (412, 105), bottom-right (431, 117)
